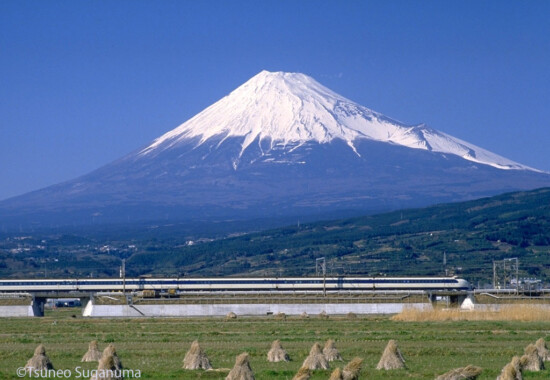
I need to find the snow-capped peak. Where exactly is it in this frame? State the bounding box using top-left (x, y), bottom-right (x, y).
top-left (139, 70), bottom-right (534, 171)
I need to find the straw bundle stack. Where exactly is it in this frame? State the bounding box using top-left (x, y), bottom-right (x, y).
top-left (376, 340), bottom-right (406, 370)
top-left (342, 357), bottom-right (363, 380)
top-left (302, 342), bottom-right (329, 370)
top-left (323, 339), bottom-right (343, 362)
top-left (522, 344), bottom-right (544, 371)
top-left (82, 340), bottom-right (102, 362)
top-left (102, 344), bottom-right (123, 370)
top-left (535, 338), bottom-right (550, 361)
top-left (496, 356), bottom-right (526, 380)
top-left (292, 367), bottom-right (311, 380)
top-left (267, 340), bottom-right (290, 362)
top-left (183, 340), bottom-right (212, 370)
top-left (226, 312), bottom-right (237, 320)
top-left (24, 344), bottom-right (54, 371)
top-left (90, 354), bottom-right (122, 380)
top-left (226, 353), bottom-right (255, 380)
top-left (329, 367), bottom-right (343, 380)
top-left (435, 365), bottom-right (482, 380)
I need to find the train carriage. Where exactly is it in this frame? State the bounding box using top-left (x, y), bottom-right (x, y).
top-left (0, 276), bottom-right (470, 293)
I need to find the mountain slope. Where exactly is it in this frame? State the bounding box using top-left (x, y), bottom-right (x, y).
top-left (127, 187), bottom-right (550, 284)
top-left (1, 71), bottom-right (549, 230)
top-left (2, 187), bottom-right (550, 283)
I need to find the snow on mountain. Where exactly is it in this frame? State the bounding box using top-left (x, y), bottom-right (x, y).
top-left (3, 69), bottom-right (550, 231)
top-left (139, 70), bottom-right (533, 171)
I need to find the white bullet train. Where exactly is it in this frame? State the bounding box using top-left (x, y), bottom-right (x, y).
top-left (0, 276), bottom-right (470, 293)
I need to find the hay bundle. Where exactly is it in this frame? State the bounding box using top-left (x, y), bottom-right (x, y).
top-left (183, 340), bottom-right (212, 370)
top-left (90, 354), bottom-right (122, 380)
top-left (318, 311), bottom-right (329, 319)
top-left (496, 363), bottom-right (520, 380)
top-left (24, 344), bottom-right (54, 371)
top-left (102, 343), bottom-right (123, 370)
top-left (376, 340), bottom-right (406, 370)
top-left (226, 312), bottom-right (237, 320)
top-left (82, 340), bottom-right (102, 362)
top-left (535, 338), bottom-right (550, 361)
top-left (496, 356), bottom-right (525, 380)
top-left (300, 312), bottom-right (309, 319)
top-left (435, 365), bottom-right (482, 380)
top-left (323, 339), bottom-right (343, 361)
top-left (346, 312), bottom-right (357, 319)
top-left (342, 357), bottom-right (363, 380)
top-left (522, 344), bottom-right (544, 371)
top-left (329, 367), bottom-right (343, 380)
top-left (226, 352), bottom-right (255, 380)
top-left (292, 367), bottom-right (311, 380)
top-left (302, 342), bottom-right (329, 370)
top-left (275, 312), bottom-right (287, 320)
top-left (267, 340), bottom-right (290, 362)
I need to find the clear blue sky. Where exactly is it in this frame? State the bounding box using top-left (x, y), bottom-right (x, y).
top-left (1, 0), bottom-right (549, 201)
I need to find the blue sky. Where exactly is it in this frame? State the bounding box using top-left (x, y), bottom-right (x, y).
top-left (1, 0), bottom-right (549, 201)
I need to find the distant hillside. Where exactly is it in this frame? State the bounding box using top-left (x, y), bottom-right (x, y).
top-left (1, 188), bottom-right (550, 285)
top-left (128, 187), bottom-right (550, 285)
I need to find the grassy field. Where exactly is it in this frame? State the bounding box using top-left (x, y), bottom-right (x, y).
top-left (1, 309), bottom-right (549, 379)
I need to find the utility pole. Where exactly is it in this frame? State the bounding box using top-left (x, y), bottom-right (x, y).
top-left (121, 259), bottom-right (126, 301)
top-left (316, 257), bottom-right (326, 297)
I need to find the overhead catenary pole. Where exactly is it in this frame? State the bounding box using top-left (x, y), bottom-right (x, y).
top-left (316, 257), bottom-right (326, 297)
top-left (121, 259), bottom-right (126, 301)
top-left (515, 258), bottom-right (519, 294)
top-left (323, 263), bottom-right (326, 297)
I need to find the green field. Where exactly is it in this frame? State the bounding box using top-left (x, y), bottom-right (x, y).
top-left (1, 309), bottom-right (549, 379)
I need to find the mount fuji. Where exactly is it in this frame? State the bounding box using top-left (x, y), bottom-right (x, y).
top-left (2, 71), bottom-right (550, 229)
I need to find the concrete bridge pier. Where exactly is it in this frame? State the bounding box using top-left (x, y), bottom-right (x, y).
top-left (460, 293), bottom-right (476, 310)
top-left (427, 291), bottom-right (471, 308)
top-left (449, 293), bottom-right (469, 306)
top-left (80, 296), bottom-right (91, 311)
top-left (0, 296), bottom-right (44, 317)
top-left (31, 296), bottom-right (46, 317)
